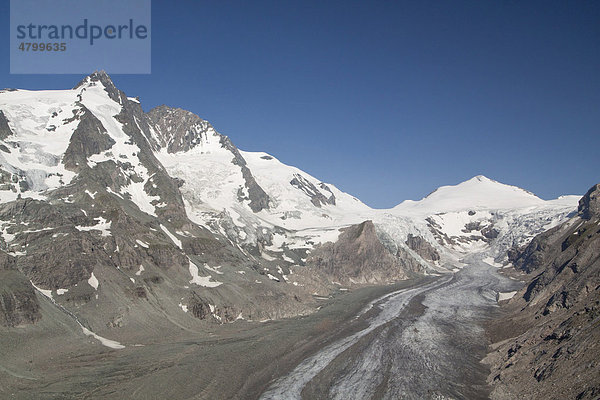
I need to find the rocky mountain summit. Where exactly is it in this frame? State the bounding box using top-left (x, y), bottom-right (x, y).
top-left (306, 220), bottom-right (419, 286)
top-left (486, 183), bottom-right (600, 399)
top-left (0, 72), bottom-right (583, 363)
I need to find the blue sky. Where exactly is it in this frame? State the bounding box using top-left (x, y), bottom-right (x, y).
top-left (1, 1), bottom-right (599, 208)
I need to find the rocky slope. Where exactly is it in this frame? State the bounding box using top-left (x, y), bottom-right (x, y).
top-left (485, 183), bottom-right (600, 400)
top-left (0, 250), bottom-right (40, 327)
top-left (305, 220), bottom-right (419, 286)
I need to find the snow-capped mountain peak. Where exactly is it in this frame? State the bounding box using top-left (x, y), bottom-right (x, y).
top-left (147, 105), bottom-right (219, 153)
top-left (392, 175), bottom-right (544, 215)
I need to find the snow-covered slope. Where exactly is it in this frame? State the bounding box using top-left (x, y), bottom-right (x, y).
top-left (392, 175), bottom-right (544, 215)
top-left (151, 107), bottom-right (374, 261)
top-left (155, 140), bottom-right (369, 231)
top-left (155, 125), bottom-right (246, 218)
top-left (364, 177), bottom-right (579, 267)
top-left (0, 89), bottom-right (80, 202)
top-left (242, 150), bottom-right (370, 230)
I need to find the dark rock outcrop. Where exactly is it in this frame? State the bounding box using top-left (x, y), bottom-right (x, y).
top-left (0, 251), bottom-right (41, 327)
top-left (405, 234), bottom-right (440, 262)
top-left (290, 174), bottom-right (336, 207)
top-left (0, 110), bottom-right (14, 140)
top-left (63, 107), bottom-right (116, 170)
top-left (147, 105), bottom-right (214, 153)
top-left (507, 225), bottom-right (559, 274)
top-left (219, 134), bottom-right (270, 213)
top-left (578, 183), bottom-right (600, 220)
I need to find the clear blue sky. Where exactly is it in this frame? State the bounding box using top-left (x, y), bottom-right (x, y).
top-left (1, 1), bottom-right (599, 208)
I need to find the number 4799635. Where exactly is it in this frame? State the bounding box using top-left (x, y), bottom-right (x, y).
top-left (18, 42), bottom-right (66, 51)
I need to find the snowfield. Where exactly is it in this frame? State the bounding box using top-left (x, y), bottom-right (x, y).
top-left (0, 89), bottom-right (80, 199)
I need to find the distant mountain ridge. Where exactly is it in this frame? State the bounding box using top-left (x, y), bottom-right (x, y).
top-left (393, 175), bottom-right (545, 214)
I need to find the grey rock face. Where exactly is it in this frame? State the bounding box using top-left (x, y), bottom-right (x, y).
top-left (318, 183), bottom-right (336, 205)
top-left (487, 183), bottom-right (600, 400)
top-left (220, 136), bottom-right (271, 212)
top-left (0, 251), bottom-right (41, 327)
top-left (147, 105), bottom-right (214, 153)
top-left (188, 292), bottom-right (217, 320)
top-left (578, 183), bottom-right (600, 220)
top-left (508, 226), bottom-right (558, 274)
top-left (0, 199), bottom-right (112, 289)
top-left (73, 76), bottom-right (198, 228)
top-left (405, 234), bottom-right (440, 261)
top-left (395, 245), bottom-right (426, 274)
top-left (0, 110), bottom-right (14, 140)
top-left (481, 225), bottom-right (499, 239)
top-left (63, 107), bottom-right (116, 171)
top-left (307, 220), bottom-right (408, 285)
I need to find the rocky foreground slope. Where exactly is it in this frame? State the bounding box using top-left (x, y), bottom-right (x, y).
top-left (486, 183), bottom-right (600, 399)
